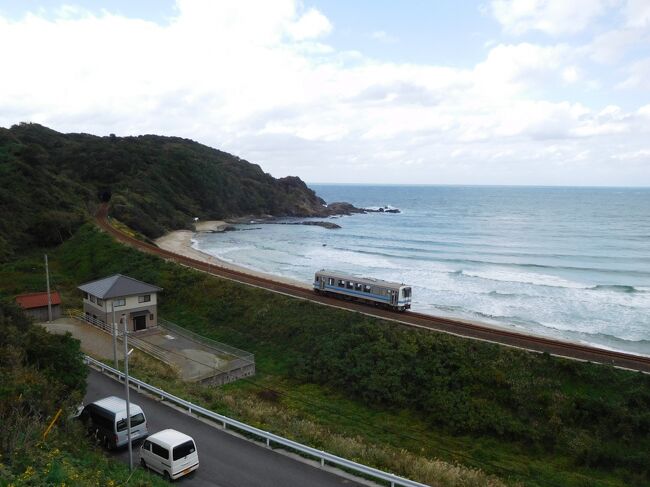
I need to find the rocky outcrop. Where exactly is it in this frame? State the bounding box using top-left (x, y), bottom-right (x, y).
top-left (364, 206), bottom-right (401, 214)
top-left (305, 202), bottom-right (401, 217)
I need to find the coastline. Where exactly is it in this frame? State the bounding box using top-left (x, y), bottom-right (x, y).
top-left (154, 225), bottom-right (556, 336)
top-left (153, 221), bottom-right (649, 358)
top-left (155, 223), bottom-right (311, 290)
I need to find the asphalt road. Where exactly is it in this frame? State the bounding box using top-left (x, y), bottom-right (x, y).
top-left (85, 369), bottom-right (364, 487)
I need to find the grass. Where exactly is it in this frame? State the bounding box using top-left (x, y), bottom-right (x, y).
top-left (1, 224), bottom-right (648, 487)
top-left (0, 423), bottom-right (170, 487)
top-left (119, 352), bottom-right (511, 487)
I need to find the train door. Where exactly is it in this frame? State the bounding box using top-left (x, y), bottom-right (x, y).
top-left (320, 276), bottom-right (326, 290)
top-left (390, 290), bottom-right (398, 307)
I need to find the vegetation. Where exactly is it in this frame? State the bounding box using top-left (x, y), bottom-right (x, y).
top-left (1, 122), bottom-right (647, 485)
top-left (2, 224), bottom-right (648, 487)
top-left (0, 122), bottom-right (327, 260)
top-left (0, 299), bottom-right (167, 486)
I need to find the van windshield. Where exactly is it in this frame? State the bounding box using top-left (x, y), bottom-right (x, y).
top-left (173, 440), bottom-right (196, 460)
top-left (116, 413), bottom-right (145, 432)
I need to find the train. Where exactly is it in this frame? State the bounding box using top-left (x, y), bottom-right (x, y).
top-left (313, 269), bottom-right (412, 312)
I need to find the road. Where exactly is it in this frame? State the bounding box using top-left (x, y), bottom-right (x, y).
top-left (85, 369), bottom-right (364, 487)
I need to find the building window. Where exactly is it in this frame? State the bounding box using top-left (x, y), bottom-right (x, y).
top-left (114, 298), bottom-right (126, 307)
top-left (138, 294), bottom-right (151, 303)
top-left (89, 295), bottom-right (96, 303)
top-left (97, 298), bottom-right (103, 307)
top-left (149, 314), bottom-right (154, 321)
top-left (83, 292), bottom-right (88, 299)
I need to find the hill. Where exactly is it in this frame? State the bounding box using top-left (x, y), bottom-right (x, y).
top-left (0, 122), bottom-right (332, 260)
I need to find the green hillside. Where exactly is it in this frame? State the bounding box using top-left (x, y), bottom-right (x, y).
top-left (0, 122), bottom-right (327, 260)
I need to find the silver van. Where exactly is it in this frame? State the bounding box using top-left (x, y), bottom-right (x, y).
top-left (79, 396), bottom-right (148, 449)
top-left (140, 429), bottom-right (199, 481)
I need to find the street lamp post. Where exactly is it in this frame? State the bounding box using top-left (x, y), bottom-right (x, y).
top-left (111, 301), bottom-right (118, 369)
top-left (123, 315), bottom-right (133, 471)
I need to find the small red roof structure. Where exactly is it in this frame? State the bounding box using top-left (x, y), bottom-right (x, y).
top-left (15, 291), bottom-right (62, 309)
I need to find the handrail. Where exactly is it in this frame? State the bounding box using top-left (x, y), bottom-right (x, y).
top-left (84, 355), bottom-right (428, 487)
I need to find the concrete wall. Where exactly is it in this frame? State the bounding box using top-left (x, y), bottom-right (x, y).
top-left (199, 362), bottom-right (256, 387)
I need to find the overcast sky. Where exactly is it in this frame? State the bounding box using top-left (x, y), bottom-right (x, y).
top-left (1, 0), bottom-right (649, 185)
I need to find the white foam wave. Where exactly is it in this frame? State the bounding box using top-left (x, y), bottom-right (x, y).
top-left (459, 269), bottom-right (588, 289)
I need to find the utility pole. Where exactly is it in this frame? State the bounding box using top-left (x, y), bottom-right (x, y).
top-left (111, 300), bottom-right (118, 369)
top-left (123, 315), bottom-right (133, 471)
top-left (44, 255), bottom-right (52, 323)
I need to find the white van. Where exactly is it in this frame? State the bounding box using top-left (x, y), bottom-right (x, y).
top-left (79, 396), bottom-right (148, 449)
top-left (140, 429), bottom-right (199, 481)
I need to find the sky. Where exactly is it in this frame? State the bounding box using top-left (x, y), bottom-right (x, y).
top-left (1, 0), bottom-right (649, 185)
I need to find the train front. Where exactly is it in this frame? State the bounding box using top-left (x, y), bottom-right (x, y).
top-left (399, 286), bottom-right (412, 310)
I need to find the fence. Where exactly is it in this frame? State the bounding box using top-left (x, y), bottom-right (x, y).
top-left (71, 311), bottom-right (175, 370)
top-left (84, 355), bottom-right (428, 487)
top-left (159, 318), bottom-right (254, 364)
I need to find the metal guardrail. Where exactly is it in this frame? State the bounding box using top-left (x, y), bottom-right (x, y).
top-left (84, 355), bottom-right (428, 487)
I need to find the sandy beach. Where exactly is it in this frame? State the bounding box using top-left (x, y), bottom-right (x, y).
top-left (155, 222), bottom-right (310, 289)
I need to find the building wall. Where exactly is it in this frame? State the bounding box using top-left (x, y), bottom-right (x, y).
top-left (82, 293), bottom-right (158, 331)
top-left (24, 305), bottom-right (62, 322)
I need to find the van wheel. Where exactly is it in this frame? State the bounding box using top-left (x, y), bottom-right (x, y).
top-left (163, 471), bottom-right (172, 482)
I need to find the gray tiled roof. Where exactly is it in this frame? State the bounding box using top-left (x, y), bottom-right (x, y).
top-left (78, 274), bottom-right (162, 299)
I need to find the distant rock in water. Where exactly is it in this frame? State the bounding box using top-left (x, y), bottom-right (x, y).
top-left (254, 220), bottom-right (341, 229)
top-left (318, 202), bottom-right (366, 216)
top-left (298, 221), bottom-right (341, 229)
top-left (364, 206), bottom-right (401, 213)
top-left (310, 202), bottom-right (401, 216)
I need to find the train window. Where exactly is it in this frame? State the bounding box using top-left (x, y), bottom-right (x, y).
top-left (328, 278), bottom-right (334, 285)
top-left (355, 283), bottom-right (363, 291)
top-left (402, 287), bottom-right (411, 298)
top-left (347, 281), bottom-right (354, 289)
top-left (363, 285), bottom-right (372, 293)
top-left (315, 276), bottom-right (320, 282)
top-left (338, 280), bottom-right (345, 287)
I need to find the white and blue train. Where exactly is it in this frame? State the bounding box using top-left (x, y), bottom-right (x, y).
top-left (313, 269), bottom-right (412, 312)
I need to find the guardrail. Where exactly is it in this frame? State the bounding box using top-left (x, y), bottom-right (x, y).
top-left (85, 355), bottom-right (428, 487)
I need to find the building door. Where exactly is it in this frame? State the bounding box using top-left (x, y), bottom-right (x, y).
top-left (134, 315), bottom-right (147, 331)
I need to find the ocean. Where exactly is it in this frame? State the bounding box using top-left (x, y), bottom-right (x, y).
top-left (194, 185), bottom-right (650, 356)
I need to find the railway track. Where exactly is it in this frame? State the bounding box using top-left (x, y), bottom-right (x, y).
top-left (95, 204), bottom-right (650, 373)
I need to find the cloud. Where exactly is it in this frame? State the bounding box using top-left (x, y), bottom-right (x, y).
top-left (287, 8), bottom-right (332, 40)
top-left (0, 0), bottom-right (649, 185)
top-left (616, 58), bottom-right (650, 89)
top-left (624, 0), bottom-right (650, 28)
top-left (370, 30), bottom-right (398, 44)
top-left (587, 27), bottom-right (647, 64)
top-left (490, 0), bottom-right (614, 36)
